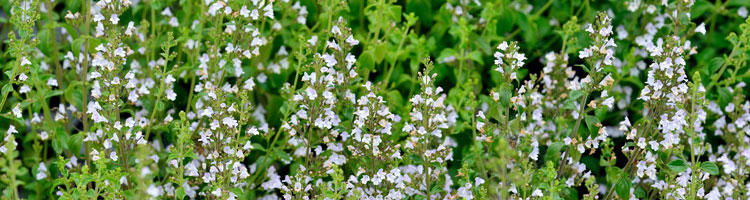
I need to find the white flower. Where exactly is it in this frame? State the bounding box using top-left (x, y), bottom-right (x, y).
top-left (166, 89), bottom-right (177, 101)
top-left (125, 22), bottom-right (136, 36)
top-left (185, 163), bottom-right (199, 176)
top-left (475, 177), bottom-right (485, 186)
top-left (305, 88), bottom-right (317, 100)
top-left (91, 149), bottom-right (101, 161)
top-left (579, 48), bottom-right (592, 58)
top-left (410, 95), bottom-right (423, 105)
top-left (308, 35), bottom-right (318, 46)
top-left (739, 7), bottom-right (748, 18)
top-left (222, 117), bottom-right (238, 128)
top-left (110, 152), bottom-right (118, 161)
top-left (532, 189), bottom-right (544, 197)
top-left (120, 176), bottom-right (128, 185)
top-left (346, 35), bottom-right (359, 46)
top-left (695, 23), bottom-right (706, 35)
top-left (147, 184), bottom-right (162, 197)
top-left (529, 140), bottom-right (539, 160)
top-left (201, 107), bottom-right (214, 118)
top-left (47, 78), bottom-right (58, 87)
top-left (39, 131), bottom-right (49, 140)
top-left (705, 188), bottom-right (721, 200)
top-left (20, 57), bottom-right (31, 66)
top-left (19, 85), bottom-right (31, 93)
top-left (161, 8), bottom-right (173, 16)
top-left (497, 41), bottom-right (508, 51)
top-left (183, 182), bottom-right (197, 198)
top-left (36, 163), bottom-right (48, 180)
top-left (331, 25), bottom-right (341, 36)
top-left (322, 53), bottom-right (337, 67)
top-left (12, 104), bottom-right (22, 118)
top-left (243, 78), bottom-right (255, 91)
top-left (250, 8), bottom-right (259, 19)
top-left (602, 96), bottom-right (615, 108)
top-left (109, 14), bottom-right (120, 24)
top-left (457, 183), bottom-right (474, 199)
top-left (638, 138), bottom-right (647, 149)
top-left (263, 3), bottom-right (274, 19)
top-left (725, 103), bottom-right (735, 112)
top-left (240, 6), bottom-right (250, 17)
top-left (18, 73), bottom-right (28, 81)
top-left (247, 127), bottom-right (260, 135)
top-left (211, 188), bottom-right (222, 197)
top-left (93, 14), bottom-right (104, 22)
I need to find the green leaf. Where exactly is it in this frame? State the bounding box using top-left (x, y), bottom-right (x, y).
top-left (156, 101), bottom-right (166, 112)
top-left (562, 187), bottom-right (579, 200)
top-left (584, 115), bottom-right (600, 136)
top-left (37, 29), bottom-right (52, 55)
top-left (418, 179), bottom-right (438, 194)
top-left (2, 84), bottom-right (12, 95)
top-left (563, 100), bottom-right (577, 110)
top-left (358, 50), bottom-right (376, 72)
top-left (273, 149), bottom-right (291, 163)
top-left (68, 133), bottom-right (84, 156)
top-left (605, 165), bottom-right (623, 185)
top-left (668, 159), bottom-right (688, 173)
top-left (374, 43), bottom-right (387, 63)
top-left (569, 90), bottom-right (584, 100)
top-left (718, 87), bottom-right (731, 107)
top-left (499, 83), bottom-right (512, 106)
top-left (45, 90), bottom-right (64, 100)
top-left (4, 71), bottom-right (14, 80)
top-left (53, 126), bottom-right (68, 154)
top-left (708, 57), bottom-right (724, 75)
top-left (251, 143), bottom-right (266, 152)
top-left (544, 142), bottom-right (565, 163)
top-left (52, 137), bottom-right (64, 154)
top-left (61, 23), bottom-right (80, 39)
top-left (634, 186), bottom-right (647, 199)
top-left (386, 5), bottom-right (403, 23)
top-left (405, 0), bottom-right (433, 26)
top-left (467, 51), bottom-right (484, 65)
top-left (699, 161), bottom-right (719, 175)
top-left (176, 187), bottom-right (185, 200)
top-left (615, 176), bottom-right (631, 200)
top-left (516, 68), bottom-right (529, 81)
top-left (72, 38), bottom-right (86, 56)
top-left (437, 48), bottom-right (457, 64)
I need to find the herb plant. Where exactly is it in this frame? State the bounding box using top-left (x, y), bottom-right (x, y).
top-left (1, 0), bottom-right (750, 199)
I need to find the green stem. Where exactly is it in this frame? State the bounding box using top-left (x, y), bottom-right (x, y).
top-left (571, 92), bottom-right (589, 138)
top-left (82, 0), bottom-right (92, 166)
top-left (144, 60), bottom-right (170, 141)
top-left (381, 27), bottom-right (409, 89)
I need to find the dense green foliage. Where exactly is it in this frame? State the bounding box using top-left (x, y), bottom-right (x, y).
top-left (2, 0), bottom-right (750, 199)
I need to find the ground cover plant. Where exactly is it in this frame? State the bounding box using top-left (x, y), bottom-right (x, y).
top-left (1, 0), bottom-right (750, 199)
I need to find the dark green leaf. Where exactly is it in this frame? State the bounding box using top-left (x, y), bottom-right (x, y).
top-left (668, 159), bottom-right (688, 173)
top-left (615, 176), bottom-right (631, 200)
top-left (700, 161), bottom-right (719, 175)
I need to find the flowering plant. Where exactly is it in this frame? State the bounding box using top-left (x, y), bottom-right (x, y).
top-left (1, 0), bottom-right (750, 199)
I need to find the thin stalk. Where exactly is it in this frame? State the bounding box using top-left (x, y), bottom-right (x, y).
top-left (43, 0), bottom-right (67, 122)
top-left (570, 92), bottom-right (589, 137)
top-left (82, 0), bottom-right (92, 166)
top-left (144, 58), bottom-right (171, 140)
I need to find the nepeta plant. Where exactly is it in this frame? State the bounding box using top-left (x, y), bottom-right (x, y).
top-left (2, 0), bottom-right (750, 199)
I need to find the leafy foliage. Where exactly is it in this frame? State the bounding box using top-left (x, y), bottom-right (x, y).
top-left (1, 0), bottom-right (750, 199)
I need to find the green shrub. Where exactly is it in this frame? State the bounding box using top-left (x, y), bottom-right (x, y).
top-left (0, 0), bottom-right (749, 199)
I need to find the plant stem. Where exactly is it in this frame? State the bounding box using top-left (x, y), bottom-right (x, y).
top-left (144, 57), bottom-right (171, 141)
top-left (82, 0), bottom-right (92, 166)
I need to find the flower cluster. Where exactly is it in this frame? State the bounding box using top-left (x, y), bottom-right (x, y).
top-left (3, 0), bottom-right (750, 199)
